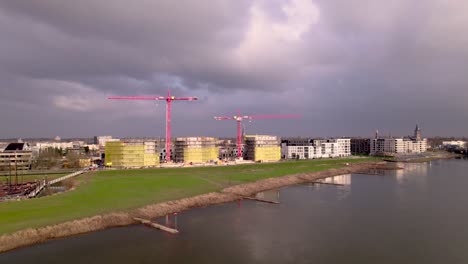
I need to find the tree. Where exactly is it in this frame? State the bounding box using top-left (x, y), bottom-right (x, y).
top-left (33, 147), bottom-right (63, 169)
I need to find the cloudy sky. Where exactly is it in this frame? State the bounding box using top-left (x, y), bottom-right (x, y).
top-left (0, 0), bottom-right (467, 139)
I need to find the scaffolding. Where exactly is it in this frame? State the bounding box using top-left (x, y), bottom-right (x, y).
top-left (244, 135), bottom-right (281, 162)
top-left (174, 137), bottom-right (218, 164)
top-left (105, 141), bottom-right (159, 168)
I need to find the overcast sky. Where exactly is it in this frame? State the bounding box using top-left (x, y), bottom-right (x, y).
top-left (0, 0), bottom-right (467, 139)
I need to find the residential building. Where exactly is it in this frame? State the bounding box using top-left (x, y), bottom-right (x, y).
top-left (104, 140), bottom-right (159, 168)
top-left (280, 138), bottom-right (313, 159)
top-left (0, 142), bottom-right (33, 171)
top-left (442, 141), bottom-right (466, 149)
top-left (404, 139), bottom-right (428, 154)
top-left (36, 142), bottom-right (73, 150)
top-left (351, 138), bottom-right (371, 155)
top-left (94, 136), bottom-right (120, 147)
top-left (282, 138), bottom-right (351, 159)
top-left (370, 125), bottom-right (427, 155)
top-left (174, 137), bottom-right (218, 164)
top-left (244, 135), bottom-right (281, 162)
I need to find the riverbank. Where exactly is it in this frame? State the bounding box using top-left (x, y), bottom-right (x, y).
top-left (0, 160), bottom-right (397, 253)
top-left (384, 151), bottom-right (460, 163)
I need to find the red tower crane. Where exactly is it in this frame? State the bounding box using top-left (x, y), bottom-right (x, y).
top-left (108, 89), bottom-right (198, 162)
top-left (214, 111), bottom-right (300, 159)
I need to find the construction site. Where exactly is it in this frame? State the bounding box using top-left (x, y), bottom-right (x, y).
top-left (244, 135), bottom-right (282, 162)
top-left (104, 140), bottom-right (160, 168)
top-left (104, 90), bottom-right (299, 168)
top-left (174, 137), bottom-right (218, 164)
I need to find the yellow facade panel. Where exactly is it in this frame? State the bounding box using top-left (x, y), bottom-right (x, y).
top-left (105, 141), bottom-right (159, 168)
top-left (254, 146), bottom-right (280, 162)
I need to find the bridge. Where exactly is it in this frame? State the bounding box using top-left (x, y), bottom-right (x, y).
top-left (28, 169), bottom-right (88, 198)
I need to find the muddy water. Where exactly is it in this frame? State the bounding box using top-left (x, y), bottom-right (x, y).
top-left (1, 159), bottom-right (468, 263)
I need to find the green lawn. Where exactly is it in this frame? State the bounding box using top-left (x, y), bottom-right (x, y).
top-left (0, 157), bottom-right (374, 235)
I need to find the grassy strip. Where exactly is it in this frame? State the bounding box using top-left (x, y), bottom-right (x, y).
top-left (0, 157), bottom-right (375, 235)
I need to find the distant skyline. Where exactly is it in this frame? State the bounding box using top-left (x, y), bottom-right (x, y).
top-left (1, 1), bottom-right (467, 138)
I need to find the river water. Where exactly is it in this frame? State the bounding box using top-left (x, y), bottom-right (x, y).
top-left (1, 159), bottom-right (468, 263)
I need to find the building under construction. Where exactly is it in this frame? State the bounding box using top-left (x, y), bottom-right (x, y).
top-left (105, 140), bottom-right (159, 168)
top-left (174, 137), bottom-right (218, 164)
top-left (244, 135), bottom-right (281, 162)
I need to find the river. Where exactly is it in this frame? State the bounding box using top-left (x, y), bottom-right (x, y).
top-left (1, 159), bottom-right (468, 263)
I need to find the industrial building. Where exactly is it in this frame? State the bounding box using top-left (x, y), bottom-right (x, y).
top-left (174, 137), bottom-right (218, 164)
top-left (282, 138), bottom-right (351, 159)
top-left (0, 142), bottom-right (33, 171)
top-left (104, 140), bottom-right (159, 168)
top-left (244, 135), bottom-right (281, 162)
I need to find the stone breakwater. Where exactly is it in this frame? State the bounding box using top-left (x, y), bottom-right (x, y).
top-left (0, 162), bottom-right (396, 253)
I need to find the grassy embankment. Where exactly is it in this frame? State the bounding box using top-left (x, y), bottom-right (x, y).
top-left (0, 157), bottom-right (375, 235)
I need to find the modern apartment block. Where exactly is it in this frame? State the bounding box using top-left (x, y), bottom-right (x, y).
top-left (104, 140), bottom-right (159, 168)
top-left (282, 138), bottom-right (351, 159)
top-left (351, 138), bottom-right (371, 155)
top-left (174, 137), bottom-right (218, 164)
top-left (244, 135), bottom-right (281, 162)
top-left (369, 125), bottom-right (428, 155)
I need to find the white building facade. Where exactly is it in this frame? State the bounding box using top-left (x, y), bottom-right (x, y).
top-left (370, 138), bottom-right (427, 155)
top-left (282, 138), bottom-right (351, 159)
top-left (369, 125), bottom-right (428, 155)
top-left (442, 141), bottom-right (466, 148)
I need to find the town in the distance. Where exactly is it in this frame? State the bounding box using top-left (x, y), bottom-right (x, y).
top-left (1, 124), bottom-right (466, 185)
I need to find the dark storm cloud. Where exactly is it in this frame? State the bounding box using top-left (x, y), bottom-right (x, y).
top-left (0, 0), bottom-right (467, 138)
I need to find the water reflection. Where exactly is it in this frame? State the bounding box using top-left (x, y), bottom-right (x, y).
top-left (394, 162), bottom-right (429, 185)
top-left (255, 189), bottom-right (280, 202)
top-left (320, 174), bottom-right (352, 186)
top-left (2, 160), bottom-right (468, 264)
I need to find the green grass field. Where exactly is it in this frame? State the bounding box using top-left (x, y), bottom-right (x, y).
top-left (0, 157), bottom-right (374, 235)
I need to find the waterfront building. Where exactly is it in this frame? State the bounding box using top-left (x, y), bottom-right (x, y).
top-left (403, 139), bottom-right (428, 154)
top-left (104, 140), bottom-right (159, 168)
top-left (351, 138), bottom-right (371, 155)
top-left (370, 125), bottom-right (428, 155)
top-left (442, 141), bottom-right (466, 149)
top-left (244, 135), bottom-right (281, 162)
top-left (282, 138), bottom-right (351, 159)
top-left (281, 138), bottom-right (313, 159)
top-left (174, 137), bottom-right (218, 164)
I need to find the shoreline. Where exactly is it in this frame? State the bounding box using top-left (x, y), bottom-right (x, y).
top-left (384, 151), bottom-right (461, 163)
top-left (0, 161), bottom-right (398, 254)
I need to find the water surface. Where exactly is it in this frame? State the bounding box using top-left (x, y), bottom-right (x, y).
top-left (1, 159), bottom-right (468, 263)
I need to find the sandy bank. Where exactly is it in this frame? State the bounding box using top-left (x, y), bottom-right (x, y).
top-left (0, 161), bottom-right (397, 253)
